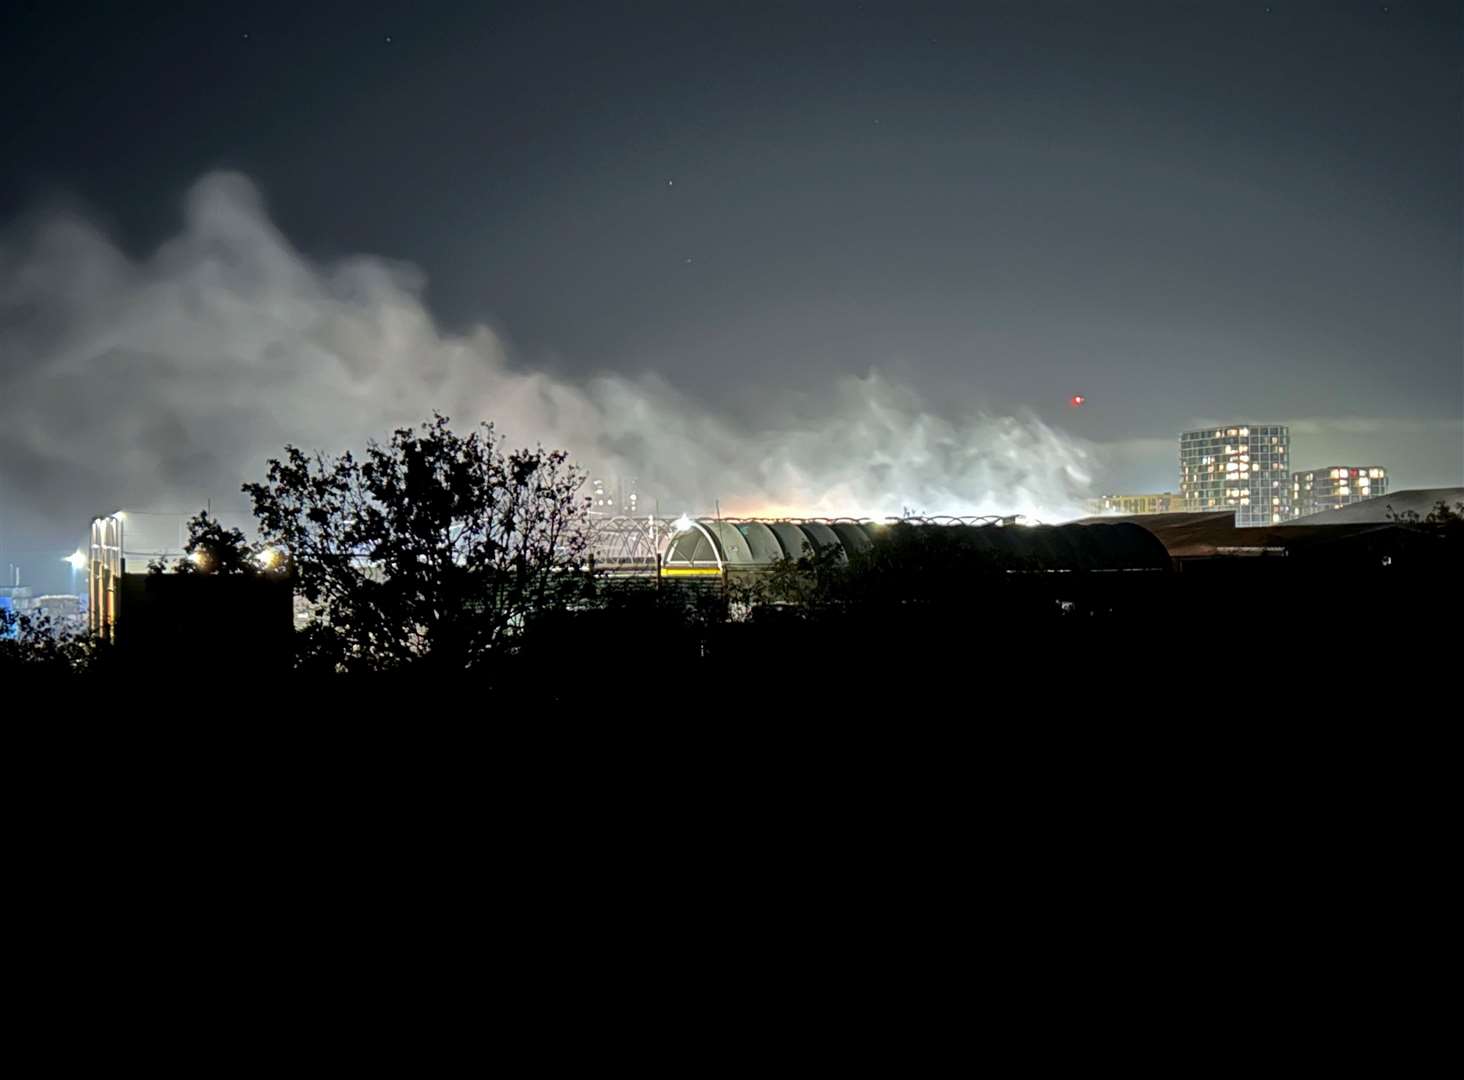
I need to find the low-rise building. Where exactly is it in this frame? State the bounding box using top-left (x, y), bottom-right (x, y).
top-left (1292, 466), bottom-right (1388, 518)
top-left (1092, 492), bottom-right (1193, 516)
top-left (87, 509), bottom-right (291, 667)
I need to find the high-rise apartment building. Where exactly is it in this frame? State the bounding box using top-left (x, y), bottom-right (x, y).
top-left (1292, 466), bottom-right (1388, 517)
top-left (1179, 425), bottom-right (1291, 527)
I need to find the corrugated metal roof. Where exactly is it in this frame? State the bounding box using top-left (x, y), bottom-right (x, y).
top-left (662, 518), bottom-right (1170, 571)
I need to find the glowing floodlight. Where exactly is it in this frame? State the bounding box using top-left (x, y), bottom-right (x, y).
top-left (63, 550), bottom-right (87, 570)
top-left (673, 513), bottom-right (695, 533)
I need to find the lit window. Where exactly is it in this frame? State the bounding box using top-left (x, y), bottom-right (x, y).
top-left (1240, 427), bottom-right (1250, 436)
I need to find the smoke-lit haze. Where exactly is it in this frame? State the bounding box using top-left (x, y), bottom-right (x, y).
top-left (2, 3), bottom-right (1459, 595)
top-left (0, 173), bottom-right (1092, 545)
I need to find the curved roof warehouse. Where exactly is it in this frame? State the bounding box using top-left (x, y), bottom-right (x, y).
top-left (659, 519), bottom-right (1171, 575)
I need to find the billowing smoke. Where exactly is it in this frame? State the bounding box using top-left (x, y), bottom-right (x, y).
top-left (0, 172), bottom-right (1093, 541)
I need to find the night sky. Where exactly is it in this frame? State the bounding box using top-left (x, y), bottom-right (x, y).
top-left (1, 1), bottom-right (1460, 591)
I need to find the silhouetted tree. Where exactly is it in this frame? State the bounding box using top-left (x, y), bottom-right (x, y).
top-left (244, 414), bottom-right (590, 672)
top-left (1385, 500), bottom-right (1464, 573)
top-left (0, 608), bottom-right (102, 673)
top-left (148, 510), bottom-right (280, 576)
top-left (733, 541), bottom-right (849, 614)
top-left (1388, 500), bottom-right (1464, 534)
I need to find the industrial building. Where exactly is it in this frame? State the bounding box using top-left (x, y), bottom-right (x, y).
top-left (87, 509), bottom-right (291, 665)
top-left (588, 476), bottom-right (640, 516)
top-left (1068, 506), bottom-right (1460, 622)
top-left (89, 511), bottom-right (237, 638)
top-left (587, 515), bottom-right (1172, 577)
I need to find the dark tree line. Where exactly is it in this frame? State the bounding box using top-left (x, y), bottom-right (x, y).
top-left (0, 608), bottom-right (105, 674)
top-left (138, 414), bottom-right (591, 675)
top-left (1388, 500), bottom-right (1464, 535)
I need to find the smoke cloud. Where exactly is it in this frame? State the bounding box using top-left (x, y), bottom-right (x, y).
top-left (1, 172), bottom-right (1094, 544)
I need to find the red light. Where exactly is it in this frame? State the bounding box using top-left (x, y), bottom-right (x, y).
top-left (1070, 394), bottom-right (1086, 407)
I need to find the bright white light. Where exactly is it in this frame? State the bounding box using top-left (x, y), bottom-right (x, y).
top-left (673, 513), bottom-right (695, 533)
top-left (63, 550), bottom-right (87, 570)
top-left (256, 548), bottom-right (280, 569)
top-left (189, 550), bottom-right (207, 567)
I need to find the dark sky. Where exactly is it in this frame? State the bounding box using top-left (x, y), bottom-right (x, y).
top-left (1, 0), bottom-right (1460, 590)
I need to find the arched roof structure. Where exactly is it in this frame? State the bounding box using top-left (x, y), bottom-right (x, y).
top-left (658, 518), bottom-right (1169, 573)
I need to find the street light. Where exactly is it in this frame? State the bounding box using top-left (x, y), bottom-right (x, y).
top-left (62, 549), bottom-right (86, 596)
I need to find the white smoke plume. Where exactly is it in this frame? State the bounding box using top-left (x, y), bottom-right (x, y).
top-left (0, 172), bottom-right (1094, 536)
